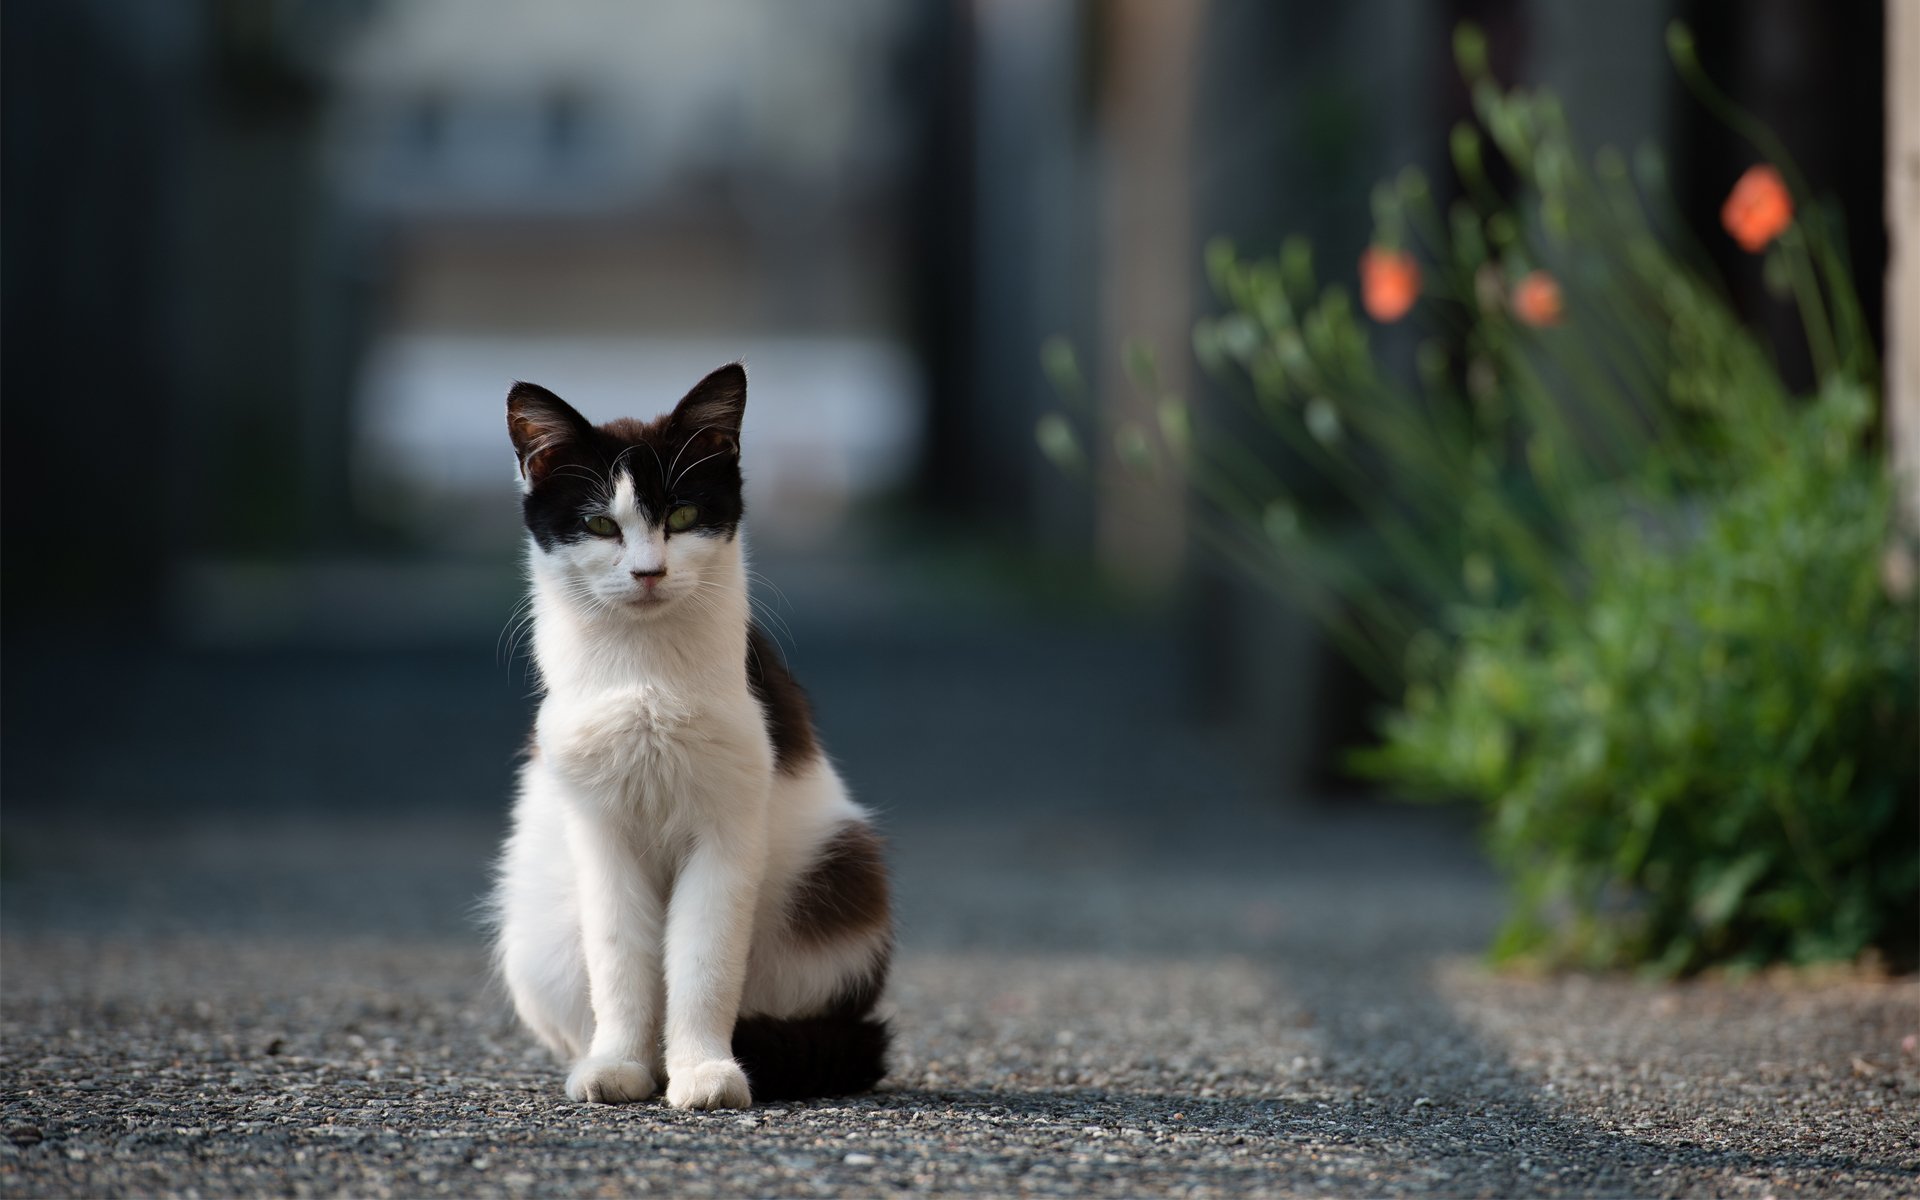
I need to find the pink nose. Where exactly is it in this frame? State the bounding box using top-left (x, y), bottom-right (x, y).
top-left (632, 568), bottom-right (665, 589)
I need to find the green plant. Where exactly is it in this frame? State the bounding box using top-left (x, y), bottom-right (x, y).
top-left (1362, 382), bottom-right (1916, 972)
top-left (1042, 24), bottom-right (1918, 973)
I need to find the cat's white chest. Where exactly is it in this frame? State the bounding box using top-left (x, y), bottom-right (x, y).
top-left (603, 683), bottom-right (691, 742)
top-left (540, 684), bottom-right (696, 796)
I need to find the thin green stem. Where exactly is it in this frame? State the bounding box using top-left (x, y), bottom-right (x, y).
top-left (1667, 24), bottom-right (1817, 203)
top-left (1783, 230), bottom-right (1838, 384)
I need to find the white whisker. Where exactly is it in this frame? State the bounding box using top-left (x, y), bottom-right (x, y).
top-left (663, 425), bottom-right (719, 486)
top-left (669, 448), bottom-right (729, 491)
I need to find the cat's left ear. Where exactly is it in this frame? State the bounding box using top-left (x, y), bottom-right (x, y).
top-left (668, 362), bottom-right (747, 456)
top-left (507, 381), bottom-right (594, 487)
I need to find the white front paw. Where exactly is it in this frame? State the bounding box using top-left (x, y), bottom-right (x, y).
top-left (566, 1057), bottom-right (657, 1104)
top-left (666, 1059), bottom-right (752, 1110)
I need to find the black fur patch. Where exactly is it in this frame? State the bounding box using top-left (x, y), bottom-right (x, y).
top-left (731, 952), bottom-right (891, 1101)
top-left (746, 624), bottom-right (820, 774)
top-left (785, 822), bottom-right (892, 947)
top-left (506, 365), bottom-right (748, 551)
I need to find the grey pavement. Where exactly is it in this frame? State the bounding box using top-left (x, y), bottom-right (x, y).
top-left (3, 595), bottom-right (1917, 1197)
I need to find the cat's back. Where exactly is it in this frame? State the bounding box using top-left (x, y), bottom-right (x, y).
top-left (744, 622), bottom-right (873, 879)
top-left (745, 623), bottom-right (823, 776)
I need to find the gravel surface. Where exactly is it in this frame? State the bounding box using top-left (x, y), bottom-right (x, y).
top-left (3, 811), bottom-right (1916, 1199)
top-left (4, 626), bottom-right (1917, 1196)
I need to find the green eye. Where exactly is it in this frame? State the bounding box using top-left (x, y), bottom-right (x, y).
top-left (666, 504), bottom-right (699, 533)
top-left (584, 514), bottom-right (619, 537)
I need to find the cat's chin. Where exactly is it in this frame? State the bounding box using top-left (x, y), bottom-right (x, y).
top-left (617, 590), bottom-right (678, 617)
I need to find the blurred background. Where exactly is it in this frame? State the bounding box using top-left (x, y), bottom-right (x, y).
top-left (0, 0), bottom-right (1895, 944)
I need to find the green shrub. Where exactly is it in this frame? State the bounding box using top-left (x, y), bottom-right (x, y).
top-left (1042, 23), bottom-right (1919, 973)
top-left (1361, 383), bottom-right (1917, 972)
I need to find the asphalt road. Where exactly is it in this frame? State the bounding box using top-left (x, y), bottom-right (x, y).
top-left (4, 609), bottom-right (1916, 1197)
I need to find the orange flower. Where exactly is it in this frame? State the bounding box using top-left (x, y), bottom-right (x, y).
top-left (1360, 247), bottom-right (1420, 322)
top-left (1721, 164), bottom-right (1793, 252)
top-left (1512, 271), bottom-right (1564, 327)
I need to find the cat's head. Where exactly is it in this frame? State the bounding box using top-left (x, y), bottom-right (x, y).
top-left (506, 363), bottom-right (747, 620)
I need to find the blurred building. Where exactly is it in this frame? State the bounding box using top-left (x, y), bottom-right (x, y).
top-left (2, 0), bottom-right (1890, 796)
top-left (2, 0), bottom-right (374, 634)
top-left (328, 0), bottom-right (927, 558)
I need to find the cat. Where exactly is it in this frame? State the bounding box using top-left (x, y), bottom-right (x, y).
top-left (491, 363), bottom-right (891, 1109)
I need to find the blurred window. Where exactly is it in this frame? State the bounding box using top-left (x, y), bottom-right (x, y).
top-left (408, 89), bottom-right (446, 158)
top-left (544, 88), bottom-right (588, 163)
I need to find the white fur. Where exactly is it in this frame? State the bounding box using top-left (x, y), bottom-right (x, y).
top-left (493, 484), bottom-right (885, 1110)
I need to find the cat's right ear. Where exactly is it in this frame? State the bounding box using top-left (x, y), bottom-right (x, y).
top-left (507, 382), bottom-right (592, 488)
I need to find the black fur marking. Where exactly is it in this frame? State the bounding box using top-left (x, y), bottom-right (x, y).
top-left (746, 624), bottom-right (820, 774)
top-left (731, 950), bottom-right (892, 1101)
top-left (506, 366), bottom-right (749, 552)
top-left (784, 821), bottom-right (892, 947)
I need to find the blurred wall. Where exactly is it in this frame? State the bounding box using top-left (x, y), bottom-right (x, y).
top-left (2, 0), bottom-right (373, 631)
top-left (2, 0), bottom-right (942, 648)
top-left (2, 0), bottom-right (1892, 801)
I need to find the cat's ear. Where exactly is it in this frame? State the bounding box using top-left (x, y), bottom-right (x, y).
top-left (507, 382), bottom-right (592, 487)
top-left (667, 363), bottom-right (747, 456)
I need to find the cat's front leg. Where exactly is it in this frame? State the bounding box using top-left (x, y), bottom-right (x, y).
top-left (663, 831), bottom-right (766, 1110)
top-left (562, 806), bottom-right (666, 1104)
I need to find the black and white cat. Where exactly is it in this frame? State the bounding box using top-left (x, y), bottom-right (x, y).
top-left (492, 364), bottom-right (891, 1109)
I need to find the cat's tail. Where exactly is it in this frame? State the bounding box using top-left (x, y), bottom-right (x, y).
top-left (732, 1008), bottom-right (891, 1101)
